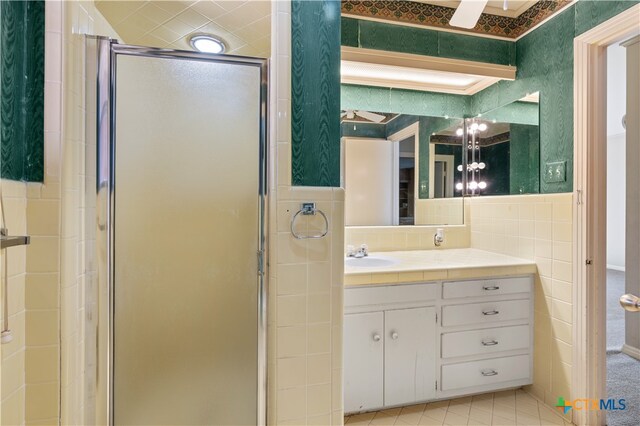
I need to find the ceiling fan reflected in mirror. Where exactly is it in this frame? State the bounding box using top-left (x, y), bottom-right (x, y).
top-left (340, 110), bottom-right (387, 123)
top-left (450, 0), bottom-right (509, 29)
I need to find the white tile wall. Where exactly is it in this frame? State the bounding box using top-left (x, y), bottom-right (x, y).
top-left (345, 224), bottom-right (469, 252)
top-left (468, 193), bottom-right (574, 420)
top-left (1, 180), bottom-right (28, 426)
top-left (269, 2), bottom-right (344, 424)
top-left (19, 1), bottom-right (124, 425)
top-left (0, 9), bottom-right (65, 422)
top-left (415, 198), bottom-right (465, 226)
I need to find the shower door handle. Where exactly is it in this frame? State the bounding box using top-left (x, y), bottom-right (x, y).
top-left (620, 294), bottom-right (640, 312)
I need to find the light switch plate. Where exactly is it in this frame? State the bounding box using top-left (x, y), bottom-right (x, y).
top-left (544, 161), bottom-right (566, 183)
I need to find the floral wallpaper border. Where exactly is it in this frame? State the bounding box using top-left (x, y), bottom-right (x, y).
top-left (341, 0), bottom-right (573, 39)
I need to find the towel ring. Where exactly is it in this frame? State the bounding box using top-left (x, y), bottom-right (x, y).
top-left (291, 202), bottom-right (329, 240)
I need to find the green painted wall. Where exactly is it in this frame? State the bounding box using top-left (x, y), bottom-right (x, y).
top-left (434, 143), bottom-right (463, 198)
top-left (469, 8), bottom-right (573, 193)
top-left (291, 0), bottom-right (341, 187)
top-left (342, 84), bottom-right (469, 120)
top-left (340, 122), bottom-right (386, 139)
top-left (481, 142), bottom-right (510, 196)
top-left (1, 0), bottom-right (45, 182)
top-left (482, 100), bottom-right (539, 126)
top-left (470, 0), bottom-right (639, 193)
top-left (510, 124), bottom-right (540, 195)
top-left (574, 0), bottom-right (640, 36)
top-left (342, 17), bottom-right (516, 65)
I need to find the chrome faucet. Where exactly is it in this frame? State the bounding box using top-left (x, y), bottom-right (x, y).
top-left (347, 244), bottom-right (369, 258)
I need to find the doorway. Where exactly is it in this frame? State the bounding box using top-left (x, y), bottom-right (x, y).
top-left (433, 154), bottom-right (455, 199)
top-left (605, 39), bottom-right (640, 426)
top-left (574, 5), bottom-right (640, 426)
top-left (399, 136), bottom-right (416, 225)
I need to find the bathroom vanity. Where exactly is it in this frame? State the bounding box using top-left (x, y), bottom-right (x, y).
top-left (343, 249), bottom-right (536, 414)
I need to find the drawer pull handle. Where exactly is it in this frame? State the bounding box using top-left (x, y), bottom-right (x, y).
top-left (482, 310), bottom-right (500, 316)
top-left (373, 334), bottom-right (381, 342)
top-left (481, 339), bottom-right (499, 346)
top-left (481, 369), bottom-right (498, 377)
top-left (483, 286), bottom-right (500, 291)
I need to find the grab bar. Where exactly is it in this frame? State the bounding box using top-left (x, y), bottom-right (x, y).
top-left (291, 202), bottom-right (329, 240)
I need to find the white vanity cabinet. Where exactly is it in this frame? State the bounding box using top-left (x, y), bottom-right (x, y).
top-left (344, 275), bottom-right (534, 414)
top-left (439, 275), bottom-right (534, 398)
top-left (384, 307), bottom-right (436, 406)
top-left (344, 284), bottom-right (437, 413)
top-left (343, 311), bottom-right (384, 412)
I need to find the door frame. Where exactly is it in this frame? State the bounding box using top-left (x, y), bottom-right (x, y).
top-left (573, 5), bottom-right (640, 426)
top-left (434, 154), bottom-right (455, 198)
top-left (388, 121), bottom-right (422, 207)
top-left (94, 37), bottom-right (269, 426)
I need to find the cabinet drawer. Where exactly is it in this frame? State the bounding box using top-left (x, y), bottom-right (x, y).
top-left (441, 299), bottom-right (530, 327)
top-left (345, 283), bottom-right (438, 308)
top-left (442, 276), bottom-right (532, 299)
top-left (441, 325), bottom-right (530, 358)
top-left (441, 355), bottom-right (530, 391)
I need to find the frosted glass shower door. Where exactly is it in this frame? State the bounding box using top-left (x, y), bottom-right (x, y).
top-left (113, 53), bottom-right (264, 425)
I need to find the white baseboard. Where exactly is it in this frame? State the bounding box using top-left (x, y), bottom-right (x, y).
top-left (621, 344), bottom-right (640, 360)
top-left (606, 264), bottom-right (626, 272)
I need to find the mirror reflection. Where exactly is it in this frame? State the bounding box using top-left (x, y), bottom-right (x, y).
top-left (430, 124), bottom-right (466, 199)
top-left (342, 112), bottom-right (465, 227)
top-left (462, 92), bottom-right (540, 196)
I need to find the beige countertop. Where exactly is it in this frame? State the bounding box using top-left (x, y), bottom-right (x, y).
top-left (344, 248), bottom-right (536, 286)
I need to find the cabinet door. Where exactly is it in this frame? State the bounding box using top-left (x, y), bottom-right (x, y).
top-left (344, 312), bottom-right (384, 413)
top-left (384, 307), bottom-right (436, 406)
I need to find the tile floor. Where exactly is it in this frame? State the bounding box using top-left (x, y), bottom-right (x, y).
top-left (344, 389), bottom-right (573, 426)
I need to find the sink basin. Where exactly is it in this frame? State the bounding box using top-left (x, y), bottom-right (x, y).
top-left (345, 256), bottom-right (399, 268)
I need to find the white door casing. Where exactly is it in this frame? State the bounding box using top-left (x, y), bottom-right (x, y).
top-left (573, 5), bottom-right (640, 426)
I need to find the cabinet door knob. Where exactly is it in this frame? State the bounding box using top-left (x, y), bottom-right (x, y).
top-left (482, 310), bottom-right (500, 316)
top-left (391, 332), bottom-right (399, 340)
top-left (481, 339), bottom-right (499, 346)
top-left (481, 369), bottom-right (498, 376)
top-left (372, 334), bottom-right (381, 342)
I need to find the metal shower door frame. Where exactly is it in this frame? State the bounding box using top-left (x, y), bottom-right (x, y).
top-left (94, 37), bottom-right (268, 426)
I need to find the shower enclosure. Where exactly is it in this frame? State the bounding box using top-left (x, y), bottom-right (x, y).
top-left (84, 37), bottom-right (267, 425)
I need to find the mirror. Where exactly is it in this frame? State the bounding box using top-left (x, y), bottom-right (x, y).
top-left (429, 123), bottom-right (466, 199)
top-left (342, 112), bottom-right (465, 226)
top-left (461, 92), bottom-right (540, 196)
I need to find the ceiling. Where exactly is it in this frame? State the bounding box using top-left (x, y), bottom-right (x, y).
top-left (96, 1), bottom-right (271, 57)
top-left (414, 0), bottom-right (538, 18)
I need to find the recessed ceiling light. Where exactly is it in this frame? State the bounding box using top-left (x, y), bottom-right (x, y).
top-left (189, 34), bottom-right (226, 54)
